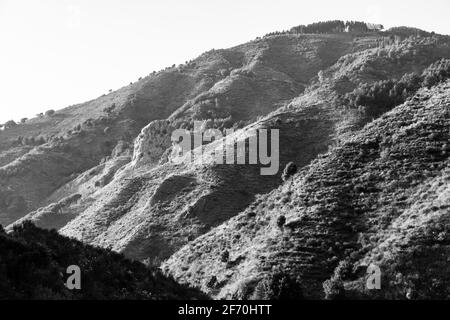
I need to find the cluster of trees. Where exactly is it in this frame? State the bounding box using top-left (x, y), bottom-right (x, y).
top-left (0, 110), bottom-right (56, 131)
top-left (345, 59), bottom-right (450, 117)
top-left (0, 221), bottom-right (206, 299)
top-left (290, 20), bottom-right (382, 34)
top-left (422, 59), bottom-right (450, 88)
top-left (388, 27), bottom-right (435, 39)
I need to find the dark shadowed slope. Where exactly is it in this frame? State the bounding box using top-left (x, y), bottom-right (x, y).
top-left (0, 221), bottom-right (207, 300)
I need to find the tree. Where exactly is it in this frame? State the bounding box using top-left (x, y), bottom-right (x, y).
top-left (277, 215), bottom-right (286, 228)
top-left (253, 273), bottom-right (303, 300)
top-left (4, 120), bottom-right (17, 129)
top-left (282, 162), bottom-right (298, 181)
top-left (45, 109), bottom-right (55, 117)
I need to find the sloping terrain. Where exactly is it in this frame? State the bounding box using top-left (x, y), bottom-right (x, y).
top-left (163, 82), bottom-right (450, 299)
top-left (0, 222), bottom-right (206, 299)
top-left (7, 33), bottom-right (450, 266)
top-left (1, 23), bottom-right (450, 300)
top-left (0, 32), bottom-right (366, 226)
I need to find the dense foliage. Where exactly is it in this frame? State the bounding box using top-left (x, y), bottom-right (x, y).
top-left (345, 59), bottom-right (450, 117)
top-left (0, 222), bottom-right (206, 300)
top-left (290, 20), bottom-right (381, 34)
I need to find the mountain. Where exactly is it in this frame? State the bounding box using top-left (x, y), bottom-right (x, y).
top-left (1, 21), bottom-right (449, 299)
top-left (163, 81), bottom-right (450, 299)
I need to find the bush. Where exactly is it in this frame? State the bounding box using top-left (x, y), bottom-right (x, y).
top-left (4, 120), bottom-right (17, 129)
top-left (277, 215), bottom-right (286, 228)
top-left (253, 273), bottom-right (303, 300)
top-left (221, 250), bottom-right (230, 263)
top-left (282, 162), bottom-right (298, 181)
top-left (45, 109), bottom-right (55, 117)
top-left (323, 277), bottom-right (345, 299)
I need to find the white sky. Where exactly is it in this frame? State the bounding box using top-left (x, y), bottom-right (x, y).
top-left (1, 0), bottom-right (450, 123)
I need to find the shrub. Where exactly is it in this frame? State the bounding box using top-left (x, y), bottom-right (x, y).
top-left (323, 277), bottom-right (345, 299)
top-left (24, 137), bottom-right (35, 145)
top-left (253, 273), bottom-right (303, 300)
top-left (277, 215), bottom-right (286, 228)
top-left (221, 250), bottom-right (230, 263)
top-left (4, 120), bottom-right (17, 129)
top-left (246, 211), bottom-right (256, 218)
top-left (282, 162), bottom-right (298, 181)
top-left (334, 260), bottom-right (354, 280)
top-left (206, 276), bottom-right (218, 289)
top-left (20, 118), bottom-right (28, 124)
top-left (104, 103), bottom-right (116, 114)
top-left (45, 109), bottom-right (55, 117)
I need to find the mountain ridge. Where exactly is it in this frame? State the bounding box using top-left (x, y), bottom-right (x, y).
top-left (1, 22), bottom-right (450, 299)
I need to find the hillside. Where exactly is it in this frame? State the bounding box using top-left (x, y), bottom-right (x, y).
top-left (1, 23), bottom-right (450, 300)
top-left (163, 81), bottom-right (450, 299)
top-left (0, 32), bottom-right (369, 227)
top-left (0, 222), bottom-right (206, 299)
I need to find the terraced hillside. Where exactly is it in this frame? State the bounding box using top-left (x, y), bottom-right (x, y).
top-left (164, 82), bottom-right (450, 299)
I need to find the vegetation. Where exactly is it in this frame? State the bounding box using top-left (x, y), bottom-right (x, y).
top-left (253, 273), bottom-right (303, 300)
top-left (344, 59), bottom-right (450, 117)
top-left (45, 109), bottom-right (55, 117)
top-left (3, 120), bottom-right (17, 129)
top-left (282, 162), bottom-right (298, 181)
top-left (0, 221), bottom-right (206, 300)
top-left (290, 20), bottom-right (381, 35)
top-left (422, 59), bottom-right (450, 88)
